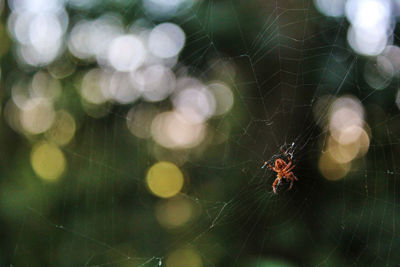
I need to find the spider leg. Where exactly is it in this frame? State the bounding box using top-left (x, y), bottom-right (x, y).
top-left (283, 162), bottom-right (294, 172)
top-left (261, 161), bottom-right (267, 168)
top-left (285, 164), bottom-right (295, 172)
top-left (286, 173), bottom-right (298, 191)
top-left (291, 173), bottom-right (298, 181)
top-left (288, 179), bottom-right (294, 191)
top-left (272, 177), bottom-right (280, 194)
top-left (281, 149), bottom-right (292, 164)
top-left (263, 162), bottom-right (276, 172)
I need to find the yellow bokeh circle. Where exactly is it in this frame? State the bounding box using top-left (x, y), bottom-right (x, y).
top-left (319, 153), bottom-right (350, 181)
top-left (146, 161), bottom-right (184, 198)
top-left (155, 197), bottom-right (193, 228)
top-left (46, 110), bottom-right (76, 146)
top-left (166, 248), bottom-right (202, 267)
top-left (31, 142), bottom-right (66, 181)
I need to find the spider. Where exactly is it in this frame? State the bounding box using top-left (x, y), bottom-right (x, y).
top-left (262, 150), bottom-right (298, 194)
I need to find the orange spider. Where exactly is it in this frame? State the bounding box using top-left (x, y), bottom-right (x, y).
top-left (262, 151), bottom-right (298, 194)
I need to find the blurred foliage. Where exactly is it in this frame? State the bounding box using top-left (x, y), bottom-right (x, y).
top-left (0, 0), bottom-right (400, 266)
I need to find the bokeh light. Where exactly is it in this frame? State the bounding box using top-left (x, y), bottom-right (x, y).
top-left (143, 0), bottom-right (195, 19)
top-left (103, 72), bottom-right (140, 104)
top-left (314, 0), bottom-right (346, 17)
top-left (3, 99), bottom-right (22, 133)
top-left (328, 95), bottom-right (364, 143)
top-left (166, 248), bottom-right (202, 267)
top-left (319, 152), bottom-right (351, 181)
top-left (31, 142), bottom-right (66, 181)
top-left (173, 85), bottom-right (216, 123)
top-left (20, 97), bottom-right (55, 135)
top-left (131, 64), bottom-right (176, 102)
top-left (380, 46), bottom-right (400, 77)
top-left (364, 58), bottom-right (392, 90)
top-left (151, 111), bottom-right (206, 149)
top-left (146, 161), bottom-right (184, 198)
top-left (45, 110), bottom-right (76, 146)
top-left (148, 23), bottom-right (185, 59)
top-left (80, 68), bottom-right (109, 105)
top-left (8, 0), bottom-right (68, 66)
top-left (208, 82), bottom-right (234, 116)
top-left (126, 104), bottom-right (159, 139)
top-left (345, 0), bottom-right (391, 56)
top-left (107, 34), bottom-right (146, 72)
top-left (155, 196), bottom-right (193, 228)
top-left (327, 136), bottom-right (361, 164)
top-left (68, 14), bottom-right (123, 61)
top-left (319, 95), bottom-right (370, 180)
top-left (47, 55), bottom-right (76, 78)
top-left (1, 0), bottom-right (396, 266)
top-left (31, 71), bottom-right (62, 100)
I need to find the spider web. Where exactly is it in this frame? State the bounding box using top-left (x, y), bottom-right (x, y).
top-left (5, 0), bottom-right (400, 266)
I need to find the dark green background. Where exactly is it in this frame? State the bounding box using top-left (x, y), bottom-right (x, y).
top-left (0, 0), bottom-right (399, 266)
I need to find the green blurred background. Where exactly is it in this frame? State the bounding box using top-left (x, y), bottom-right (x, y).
top-left (0, 0), bottom-right (399, 266)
